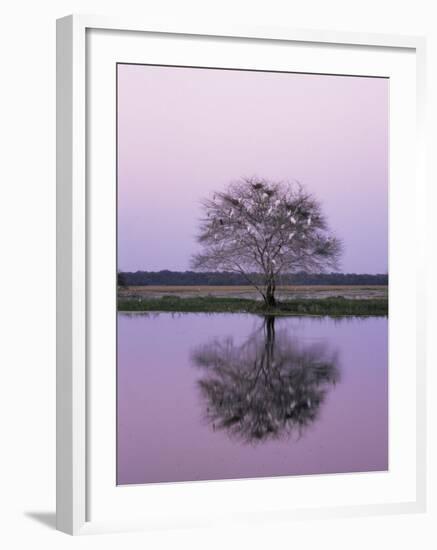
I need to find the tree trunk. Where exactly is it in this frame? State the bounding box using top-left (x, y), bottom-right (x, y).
top-left (264, 280), bottom-right (276, 308)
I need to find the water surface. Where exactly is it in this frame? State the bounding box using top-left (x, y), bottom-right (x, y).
top-left (117, 313), bottom-right (388, 485)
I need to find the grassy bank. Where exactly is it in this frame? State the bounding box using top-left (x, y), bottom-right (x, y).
top-left (118, 295), bottom-right (388, 316)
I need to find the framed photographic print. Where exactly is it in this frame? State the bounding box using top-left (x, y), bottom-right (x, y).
top-left (56, 15), bottom-right (427, 535)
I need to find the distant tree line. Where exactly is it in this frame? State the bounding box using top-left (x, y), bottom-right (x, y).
top-left (117, 270), bottom-right (388, 287)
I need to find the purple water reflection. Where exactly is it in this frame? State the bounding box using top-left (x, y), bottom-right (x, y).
top-left (117, 313), bottom-right (388, 485)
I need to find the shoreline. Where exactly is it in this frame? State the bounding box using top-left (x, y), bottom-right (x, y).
top-left (117, 296), bottom-right (388, 317)
top-left (118, 311), bottom-right (388, 318)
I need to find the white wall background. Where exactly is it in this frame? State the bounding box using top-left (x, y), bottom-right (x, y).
top-left (0, 1), bottom-right (435, 548)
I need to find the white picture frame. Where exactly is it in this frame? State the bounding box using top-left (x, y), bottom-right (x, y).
top-left (56, 14), bottom-right (427, 536)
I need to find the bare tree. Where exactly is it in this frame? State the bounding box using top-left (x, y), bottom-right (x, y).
top-left (191, 178), bottom-right (342, 307)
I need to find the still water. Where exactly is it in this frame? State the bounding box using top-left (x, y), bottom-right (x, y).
top-left (117, 313), bottom-right (388, 485)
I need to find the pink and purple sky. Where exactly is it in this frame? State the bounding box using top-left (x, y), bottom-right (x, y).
top-left (117, 64), bottom-right (388, 274)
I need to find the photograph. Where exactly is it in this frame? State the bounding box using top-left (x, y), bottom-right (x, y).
top-left (116, 63), bottom-right (389, 486)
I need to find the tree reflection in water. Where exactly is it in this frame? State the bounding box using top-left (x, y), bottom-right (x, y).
top-left (191, 316), bottom-right (340, 444)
